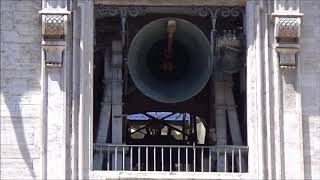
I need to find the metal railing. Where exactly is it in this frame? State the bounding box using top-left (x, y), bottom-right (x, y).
top-left (94, 144), bottom-right (248, 173)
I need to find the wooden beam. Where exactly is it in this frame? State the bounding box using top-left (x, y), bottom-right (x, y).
top-left (95, 0), bottom-right (246, 6)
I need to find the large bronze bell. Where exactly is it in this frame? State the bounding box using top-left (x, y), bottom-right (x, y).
top-left (128, 18), bottom-right (213, 103)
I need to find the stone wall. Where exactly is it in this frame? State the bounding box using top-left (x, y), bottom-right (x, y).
top-left (0, 0), bottom-right (42, 179)
top-left (300, 1), bottom-right (320, 179)
top-left (0, 0), bottom-right (320, 179)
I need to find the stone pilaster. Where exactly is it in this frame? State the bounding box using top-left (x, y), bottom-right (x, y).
top-left (39, 0), bottom-right (70, 179)
top-left (272, 0), bottom-right (304, 179)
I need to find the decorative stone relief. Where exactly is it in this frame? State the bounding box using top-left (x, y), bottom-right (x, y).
top-left (44, 15), bottom-right (66, 39)
top-left (273, 12), bottom-right (303, 69)
top-left (275, 16), bottom-right (301, 42)
top-left (95, 5), bottom-right (146, 18)
top-left (40, 11), bottom-right (69, 67)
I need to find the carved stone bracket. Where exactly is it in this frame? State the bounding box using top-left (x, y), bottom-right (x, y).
top-left (39, 8), bottom-right (70, 67)
top-left (276, 45), bottom-right (299, 69)
top-left (43, 42), bottom-right (66, 67)
top-left (272, 12), bottom-right (303, 69)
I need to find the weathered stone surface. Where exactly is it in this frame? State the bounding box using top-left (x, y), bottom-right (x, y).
top-left (0, 0), bottom-right (42, 179)
top-left (300, 1), bottom-right (320, 179)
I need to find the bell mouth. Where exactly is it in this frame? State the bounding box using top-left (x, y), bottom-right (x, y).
top-left (146, 39), bottom-right (190, 83)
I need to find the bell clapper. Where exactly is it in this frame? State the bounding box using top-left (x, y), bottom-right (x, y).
top-left (161, 20), bottom-right (177, 72)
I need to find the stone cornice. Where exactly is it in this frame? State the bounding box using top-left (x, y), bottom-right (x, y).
top-left (95, 0), bottom-right (246, 6)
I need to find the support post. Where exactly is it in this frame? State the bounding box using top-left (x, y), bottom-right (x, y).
top-left (93, 48), bottom-right (112, 170)
top-left (111, 41), bottom-right (123, 170)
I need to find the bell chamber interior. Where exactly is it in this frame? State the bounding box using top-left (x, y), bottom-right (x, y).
top-left (93, 6), bottom-right (247, 172)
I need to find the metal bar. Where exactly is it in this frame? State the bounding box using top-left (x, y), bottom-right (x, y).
top-left (138, 146), bottom-right (141, 171)
top-left (186, 147), bottom-right (188, 172)
top-left (115, 147), bottom-right (118, 171)
top-left (161, 121), bottom-right (191, 138)
top-left (178, 147), bottom-right (181, 172)
top-left (201, 147), bottom-right (204, 172)
top-left (161, 147), bottom-right (164, 171)
top-left (96, 143), bottom-right (247, 149)
top-left (96, 143), bottom-right (247, 148)
top-left (129, 125), bottom-right (149, 135)
top-left (130, 147), bottom-right (133, 171)
top-left (93, 144), bottom-right (248, 172)
top-left (107, 146), bottom-right (110, 170)
top-left (154, 147), bottom-right (156, 171)
top-left (193, 147), bottom-right (196, 172)
top-left (209, 148), bottom-right (212, 172)
top-left (182, 114), bottom-right (186, 141)
top-left (224, 149), bottom-right (227, 172)
top-left (239, 148), bottom-right (242, 173)
top-left (232, 148), bottom-right (235, 173)
top-left (122, 147), bottom-right (125, 170)
top-left (146, 147), bottom-right (149, 171)
top-left (217, 151), bottom-right (219, 172)
top-left (170, 147), bottom-right (172, 172)
top-left (143, 112), bottom-right (177, 121)
top-left (99, 148), bottom-right (103, 169)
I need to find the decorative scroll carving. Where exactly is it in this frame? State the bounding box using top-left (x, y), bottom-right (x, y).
top-left (192, 7), bottom-right (243, 18)
top-left (95, 5), bottom-right (146, 18)
top-left (275, 16), bottom-right (301, 42)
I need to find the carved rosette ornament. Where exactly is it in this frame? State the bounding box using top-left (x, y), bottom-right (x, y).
top-left (39, 7), bottom-right (70, 67)
top-left (273, 13), bottom-right (303, 69)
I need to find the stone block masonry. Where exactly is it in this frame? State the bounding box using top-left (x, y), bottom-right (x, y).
top-left (1, 0), bottom-right (42, 179)
top-left (300, 1), bottom-right (320, 179)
